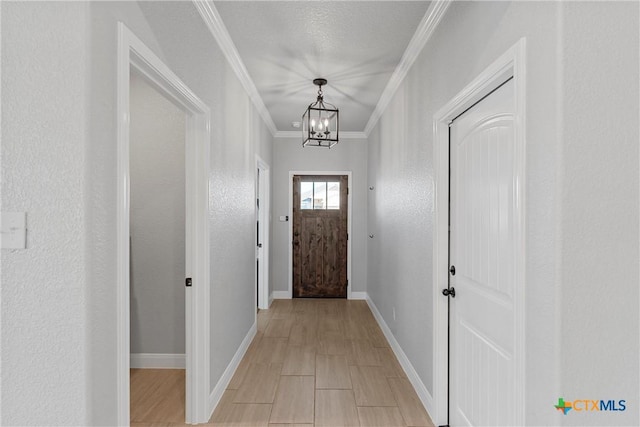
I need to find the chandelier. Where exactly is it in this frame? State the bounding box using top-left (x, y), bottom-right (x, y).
top-left (302, 78), bottom-right (339, 148)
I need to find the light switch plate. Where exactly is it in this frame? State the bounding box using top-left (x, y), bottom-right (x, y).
top-left (2, 212), bottom-right (26, 249)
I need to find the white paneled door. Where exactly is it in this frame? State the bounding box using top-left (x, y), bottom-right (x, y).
top-left (448, 78), bottom-right (518, 426)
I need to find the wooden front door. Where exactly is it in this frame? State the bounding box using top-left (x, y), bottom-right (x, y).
top-left (293, 175), bottom-right (348, 298)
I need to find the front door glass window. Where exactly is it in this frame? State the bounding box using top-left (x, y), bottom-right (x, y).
top-left (301, 181), bottom-right (340, 210)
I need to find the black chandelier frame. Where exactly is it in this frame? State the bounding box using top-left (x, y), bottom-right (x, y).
top-left (302, 78), bottom-right (339, 148)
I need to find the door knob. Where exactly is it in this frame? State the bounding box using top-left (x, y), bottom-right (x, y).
top-left (449, 265), bottom-right (456, 275)
top-left (442, 287), bottom-right (456, 298)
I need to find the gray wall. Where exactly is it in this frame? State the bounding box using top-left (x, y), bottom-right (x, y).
top-left (130, 72), bottom-right (186, 355)
top-left (271, 137), bottom-right (368, 294)
top-left (1, 2), bottom-right (90, 424)
top-left (2, 1), bottom-right (273, 425)
top-left (561, 3), bottom-right (638, 425)
top-left (367, 1), bottom-right (638, 426)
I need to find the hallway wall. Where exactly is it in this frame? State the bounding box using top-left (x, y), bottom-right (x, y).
top-left (271, 137), bottom-right (368, 296)
top-left (367, 1), bottom-right (638, 426)
top-left (2, 1), bottom-right (273, 425)
top-left (559, 3), bottom-right (638, 426)
top-left (1, 2), bottom-right (90, 424)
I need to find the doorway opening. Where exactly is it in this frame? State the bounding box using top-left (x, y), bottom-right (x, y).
top-left (117, 23), bottom-right (211, 425)
top-left (129, 70), bottom-right (187, 423)
top-left (289, 173), bottom-right (351, 299)
top-left (433, 39), bottom-right (526, 427)
top-left (256, 157), bottom-right (270, 310)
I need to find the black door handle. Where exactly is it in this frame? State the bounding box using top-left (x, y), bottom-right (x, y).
top-left (442, 287), bottom-right (455, 298)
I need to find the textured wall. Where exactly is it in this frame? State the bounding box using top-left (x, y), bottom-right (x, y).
top-left (560, 2), bottom-right (639, 426)
top-left (1, 2), bottom-right (89, 425)
top-left (271, 138), bottom-right (368, 294)
top-left (129, 72), bottom-right (186, 355)
top-left (3, 1), bottom-right (273, 424)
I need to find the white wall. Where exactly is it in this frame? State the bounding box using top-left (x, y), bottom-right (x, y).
top-left (2, 1), bottom-right (273, 424)
top-left (129, 72), bottom-right (186, 355)
top-left (1, 2), bottom-right (89, 424)
top-left (560, 3), bottom-right (639, 426)
top-left (271, 137), bottom-right (368, 295)
top-left (368, 1), bottom-right (638, 426)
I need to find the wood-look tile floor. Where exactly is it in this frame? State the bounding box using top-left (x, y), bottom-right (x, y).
top-left (132, 299), bottom-right (434, 427)
top-left (130, 368), bottom-right (186, 426)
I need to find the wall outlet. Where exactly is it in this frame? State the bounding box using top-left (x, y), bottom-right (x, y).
top-left (392, 307), bottom-right (396, 321)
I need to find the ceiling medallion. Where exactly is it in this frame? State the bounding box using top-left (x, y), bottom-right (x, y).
top-left (302, 78), bottom-right (339, 148)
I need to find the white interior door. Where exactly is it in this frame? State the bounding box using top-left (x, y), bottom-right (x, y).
top-left (449, 78), bottom-right (518, 426)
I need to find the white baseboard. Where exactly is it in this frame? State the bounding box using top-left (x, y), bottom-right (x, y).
top-left (349, 291), bottom-right (367, 300)
top-left (268, 292), bottom-right (274, 307)
top-left (366, 295), bottom-right (435, 419)
top-left (272, 291), bottom-right (291, 299)
top-left (208, 321), bottom-right (257, 418)
top-left (130, 353), bottom-right (185, 369)
top-left (272, 290), bottom-right (365, 300)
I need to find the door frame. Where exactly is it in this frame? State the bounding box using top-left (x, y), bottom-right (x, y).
top-left (287, 171), bottom-right (353, 299)
top-left (117, 23), bottom-right (211, 425)
top-left (256, 156), bottom-right (270, 309)
top-left (432, 38), bottom-right (527, 426)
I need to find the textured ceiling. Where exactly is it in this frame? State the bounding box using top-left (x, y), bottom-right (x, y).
top-left (214, 1), bottom-right (432, 132)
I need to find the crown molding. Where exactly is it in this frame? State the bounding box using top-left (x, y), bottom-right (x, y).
top-left (194, 0), bottom-right (450, 138)
top-left (193, 0), bottom-right (278, 135)
top-left (274, 131), bottom-right (368, 140)
top-left (364, 0), bottom-right (451, 136)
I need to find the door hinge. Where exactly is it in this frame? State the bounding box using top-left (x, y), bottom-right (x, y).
top-left (186, 277), bottom-right (192, 287)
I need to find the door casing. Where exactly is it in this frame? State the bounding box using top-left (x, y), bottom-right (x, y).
top-left (117, 23), bottom-right (211, 425)
top-left (287, 171), bottom-right (353, 299)
top-left (432, 38), bottom-right (527, 426)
